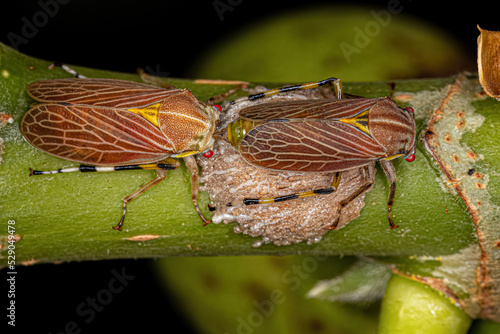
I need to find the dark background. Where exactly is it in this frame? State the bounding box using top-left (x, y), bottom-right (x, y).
top-left (0, 0), bottom-right (493, 79)
top-left (0, 0), bottom-right (496, 333)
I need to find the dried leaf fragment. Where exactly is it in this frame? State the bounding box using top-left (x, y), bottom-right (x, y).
top-left (125, 234), bottom-right (161, 242)
top-left (477, 25), bottom-right (500, 99)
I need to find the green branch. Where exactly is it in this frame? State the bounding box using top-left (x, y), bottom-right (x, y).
top-left (0, 43), bottom-right (499, 323)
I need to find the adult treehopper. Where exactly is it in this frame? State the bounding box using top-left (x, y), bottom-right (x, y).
top-left (222, 77), bottom-right (416, 229)
top-left (21, 78), bottom-right (222, 230)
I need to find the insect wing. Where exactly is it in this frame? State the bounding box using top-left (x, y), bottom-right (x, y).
top-left (239, 98), bottom-right (382, 121)
top-left (239, 120), bottom-right (386, 172)
top-left (21, 103), bottom-right (175, 166)
top-left (28, 78), bottom-right (183, 109)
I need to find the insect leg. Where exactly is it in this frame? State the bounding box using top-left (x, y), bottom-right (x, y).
top-left (379, 160), bottom-right (398, 229)
top-left (231, 77), bottom-right (343, 106)
top-left (49, 62), bottom-right (87, 78)
top-left (329, 166), bottom-right (375, 230)
top-left (136, 68), bottom-right (178, 90)
top-left (183, 155), bottom-right (212, 226)
top-left (221, 171), bottom-right (342, 209)
top-left (114, 169), bottom-right (169, 231)
top-left (205, 84), bottom-right (248, 106)
top-left (29, 158), bottom-right (180, 231)
top-left (29, 159), bottom-right (180, 176)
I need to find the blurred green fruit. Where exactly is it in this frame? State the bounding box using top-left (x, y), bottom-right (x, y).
top-left (378, 275), bottom-right (471, 334)
top-left (190, 6), bottom-right (472, 82)
top-left (155, 256), bottom-right (378, 334)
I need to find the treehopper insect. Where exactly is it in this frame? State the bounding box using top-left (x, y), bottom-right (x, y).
top-left (22, 75), bottom-right (415, 232)
top-left (21, 78), bottom-right (222, 230)
top-left (221, 78), bottom-right (416, 229)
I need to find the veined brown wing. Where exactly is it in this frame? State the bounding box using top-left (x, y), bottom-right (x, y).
top-left (239, 119), bottom-right (386, 172)
top-left (28, 78), bottom-right (182, 109)
top-left (239, 98), bottom-right (382, 121)
top-left (21, 103), bottom-right (175, 166)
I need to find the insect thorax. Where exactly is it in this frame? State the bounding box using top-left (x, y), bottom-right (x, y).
top-left (226, 119), bottom-right (258, 150)
top-left (157, 90), bottom-right (219, 153)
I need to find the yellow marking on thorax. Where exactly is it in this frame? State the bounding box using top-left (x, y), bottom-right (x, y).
top-left (127, 102), bottom-right (162, 128)
top-left (383, 154), bottom-right (404, 161)
top-left (339, 109), bottom-right (370, 135)
top-left (172, 150), bottom-right (200, 158)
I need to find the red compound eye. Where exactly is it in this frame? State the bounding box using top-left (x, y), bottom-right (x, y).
top-left (405, 154), bottom-right (415, 162)
top-left (203, 150), bottom-right (214, 158)
top-left (213, 104), bottom-right (222, 111)
top-left (405, 107), bottom-right (414, 113)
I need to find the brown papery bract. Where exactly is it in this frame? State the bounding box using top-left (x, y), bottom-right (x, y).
top-left (477, 25), bottom-right (500, 100)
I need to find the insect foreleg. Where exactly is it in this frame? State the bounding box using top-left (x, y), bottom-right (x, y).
top-left (379, 160), bottom-right (398, 229)
top-left (184, 155), bottom-right (211, 226)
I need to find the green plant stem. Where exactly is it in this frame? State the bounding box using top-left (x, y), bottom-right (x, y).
top-left (0, 43), bottom-right (499, 322)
